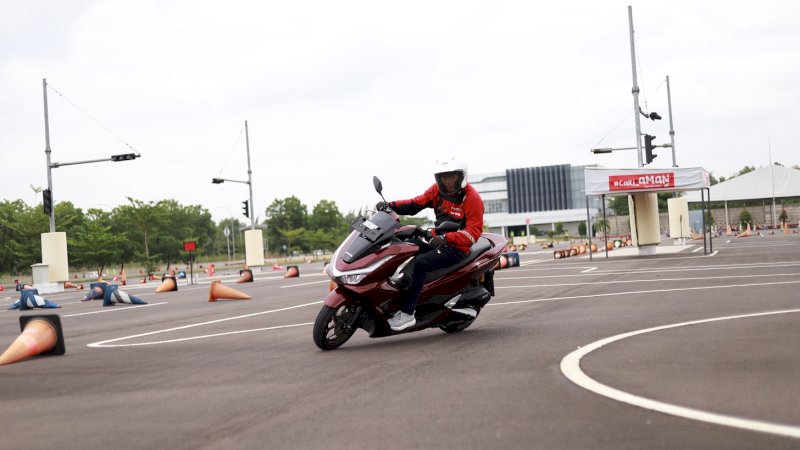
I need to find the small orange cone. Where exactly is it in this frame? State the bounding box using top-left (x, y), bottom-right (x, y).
top-left (208, 280), bottom-right (251, 302)
top-left (236, 269), bottom-right (253, 283)
top-left (554, 250), bottom-right (563, 259)
top-left (64, 281), bottom-right (79, 289)
top-left (155, 275), bottom-right (178, 293)
top-left (272, 263), bottom-right (284, 271)
top-left (0, 315), bottom-right (65, 366)
top-left (284, 266), bottom-right (299, 278)
top-left (726, 224), bottom-right (733, 236)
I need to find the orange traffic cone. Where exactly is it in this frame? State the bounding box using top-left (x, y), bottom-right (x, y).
top-left (726, 224), bottom-right (733, 236)
top-left (208, 280), bottom-right (251, 302)
top-left (554, 250), bottom-right (563, 259)
top-left (64, 281), bottom-right (79, 289)
top-left (284, 266), bottom-right (299, 278)
top-left (272, 263), bottom-right (284, 271)
top-left (236, 269), bottom-right (253, 283)
top-left (0, 315), bottom-right (65, 366)
top-left (155, 275), bottom-right (177, 293)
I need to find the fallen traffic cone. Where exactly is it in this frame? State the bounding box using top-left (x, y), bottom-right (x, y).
top-left (82, 282), bottom-right (108, 302)
top-left (0, 285), bottom-right (4, 292)
top-left (554, 250), bottom-right (563, 259)
top-left (272, 263), bottom-right (284, 271)
top-left (155, 275), bottom-right (178, 293)
top-left (103, 285), bottom-right (147, 306)
top-left (284, 266), bottom-right (299, 278)
top-left (64, 281), bottom-right (80, 289)
top-left (0, 315), bottom-right (65, 366)
top-left (236, 269), bottom-right (253, 283)
top-left (208, 280), bottom-right (251, 302)
top-left (8, 290), bottom-right (61, 310)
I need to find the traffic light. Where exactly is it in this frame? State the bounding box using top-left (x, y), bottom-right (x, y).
top-left (43, 188), bottom-right (53, 215)
top-left (644, 134), bottom-right (657, 165)
top-left (242, 200), bottom-right (249, 218)
top-left (111, 153), bottom-right (137, 162)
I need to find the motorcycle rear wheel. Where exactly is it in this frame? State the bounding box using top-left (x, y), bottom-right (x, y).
top-left (313, 304), bottom-right (359, 350)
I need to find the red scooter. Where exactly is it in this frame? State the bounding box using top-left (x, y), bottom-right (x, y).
top-left (313, 177), bottom-right (506, 350)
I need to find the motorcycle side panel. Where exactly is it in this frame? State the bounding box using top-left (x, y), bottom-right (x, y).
top-left (323, 289), bottom-right (356, 309)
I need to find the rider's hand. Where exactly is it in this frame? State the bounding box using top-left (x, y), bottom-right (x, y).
top-left (376, 201), bottom-right (389, 211)
top-left (429, 234), bottom-right (446, 250)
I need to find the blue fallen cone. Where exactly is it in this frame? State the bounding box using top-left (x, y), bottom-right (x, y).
top-left (81, 282), bottom-right (108, 302)
top-left (103, 285), bottom-right (147, 307)
top-left (8, 290), bottom-right (61, 310)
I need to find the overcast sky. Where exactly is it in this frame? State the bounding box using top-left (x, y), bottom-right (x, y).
top-left (2, 1), bottom-right (798, 222)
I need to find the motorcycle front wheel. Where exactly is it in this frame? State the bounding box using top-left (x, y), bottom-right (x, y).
top-left (313, 304), bottom-right (359, 350)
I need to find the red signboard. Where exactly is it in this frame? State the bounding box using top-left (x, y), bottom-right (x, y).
top-left (609, 172), bottom-right (674, 191)
top-left (183, 241), bottom-right (197, 252)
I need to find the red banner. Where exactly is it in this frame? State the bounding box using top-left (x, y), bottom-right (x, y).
top-left (609, 172), bottom-right (674, 191)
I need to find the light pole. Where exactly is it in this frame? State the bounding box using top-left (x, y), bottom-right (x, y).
top-left (40, 78), bottom-right (140, 287)
top-left (666, 75), bottom-right (677, 167)
top-left (211, 120), bottom-right (256, 230)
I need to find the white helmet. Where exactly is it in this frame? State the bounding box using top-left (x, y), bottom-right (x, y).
top-left (433, 157), bottom-right (468, 196)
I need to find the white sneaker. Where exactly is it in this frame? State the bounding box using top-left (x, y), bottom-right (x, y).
top-left (388, 311), bottom-right (416, 331)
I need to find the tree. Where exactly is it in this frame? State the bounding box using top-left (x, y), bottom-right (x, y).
top-left (780, 209), bottom-right (788, 225)
top-left (578, 222), bottom-right (586, 237)
top-left (739, 210), bottom-right (752, 228)
top-left (69, 209), bottom-right (125, 276)
top-left (608, 196), bottom-right (629, 215)
top-left (265, 196), bottom-right (308, 253)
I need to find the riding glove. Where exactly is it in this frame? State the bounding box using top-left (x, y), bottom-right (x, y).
top-left (428, 235), bottom-right (447, 250)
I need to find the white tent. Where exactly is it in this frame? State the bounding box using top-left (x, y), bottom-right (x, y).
top-left (684, 165), bottom-right (800, 202)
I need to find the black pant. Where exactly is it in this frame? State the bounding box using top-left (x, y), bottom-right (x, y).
top-left (399, 246), bottom-right (466, 314)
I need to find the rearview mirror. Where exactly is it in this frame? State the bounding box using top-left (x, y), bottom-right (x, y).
top-left (436, 221), bottom-right (460, 233)
top-left (372, 176), bottom-right (383, 194)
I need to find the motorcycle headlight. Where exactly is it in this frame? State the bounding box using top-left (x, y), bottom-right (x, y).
top-left (328, 255), bottom-right (394, 285)
top-left (334, 273), bottom-right (368, 285)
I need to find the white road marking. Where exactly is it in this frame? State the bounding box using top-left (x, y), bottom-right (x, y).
top-left (90, 322), bottom-right (315, 347)
top-left (87, 300), bottom-right (322, 347)
top-left (280, 280), bottom-right (330, 288)
top-left (64, 302), bottom-right (168, 317)
top-left (580, 267), bottom-right (598, 273)
top-left (496, 260), bottom-right (800, 280)
top-left (496, 272), bottom-right (800, 289)
top-left (560, 309), bottom-right (800, 439)
top-left (692, 246), bottom-right (704, 253)
top-left (488, 279), bottom-right (800, 307)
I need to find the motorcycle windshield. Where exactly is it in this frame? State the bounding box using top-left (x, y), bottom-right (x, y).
top-left (342, 211), bottom-right (397, 263)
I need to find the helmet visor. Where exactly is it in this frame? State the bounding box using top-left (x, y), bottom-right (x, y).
top-left (435, 171), bottom-right (464, 196)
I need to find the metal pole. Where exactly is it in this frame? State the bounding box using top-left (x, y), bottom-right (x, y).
top-left (666, 75), bottom-right (677, 167)
top-left (43, 78), bottom-right (56, 232)
top-left (769, 136), bottom-right (777, 228)
top-left (628, 6), bottom-right (643, 168)
top-left (232, 218), bottom-right (236, 260)
top-left (586, 196), bottom-right (592, 261)
top-left (245, 120), bottom-right (255, 230)
top-left (701, 188), bottom-right (707, 255)
top-left (602, 194), bottom-right (609, 258)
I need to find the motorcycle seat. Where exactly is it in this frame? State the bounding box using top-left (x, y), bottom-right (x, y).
top-left (424, 237), bottom-right (492, 282)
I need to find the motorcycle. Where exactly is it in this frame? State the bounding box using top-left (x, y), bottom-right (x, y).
top-left (313, 176), bottom-right (507, 350)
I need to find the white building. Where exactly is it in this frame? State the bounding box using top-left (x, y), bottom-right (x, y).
top-left (471, 164), bottom-right (602, 238)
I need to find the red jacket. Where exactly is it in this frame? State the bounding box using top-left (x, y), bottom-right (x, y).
top-left (390, 183), bottom-right (484, 254)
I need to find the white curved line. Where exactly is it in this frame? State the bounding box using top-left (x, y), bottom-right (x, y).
top-left (89, 322), bottom-right (314, 347)
top-left (87, 300), bottom-right (322, 347)
top-left (560, 308), bottom-right (800, 439)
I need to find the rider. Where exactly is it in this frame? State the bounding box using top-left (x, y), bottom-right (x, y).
top-left (377, 157), bottom-right (484, 331)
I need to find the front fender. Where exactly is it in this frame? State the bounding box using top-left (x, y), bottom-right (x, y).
top-left (323, 288), bottom-right (357, 308)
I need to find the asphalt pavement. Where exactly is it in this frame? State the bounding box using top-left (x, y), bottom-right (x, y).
top-left (1, 233), bottom-right (799, 449)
